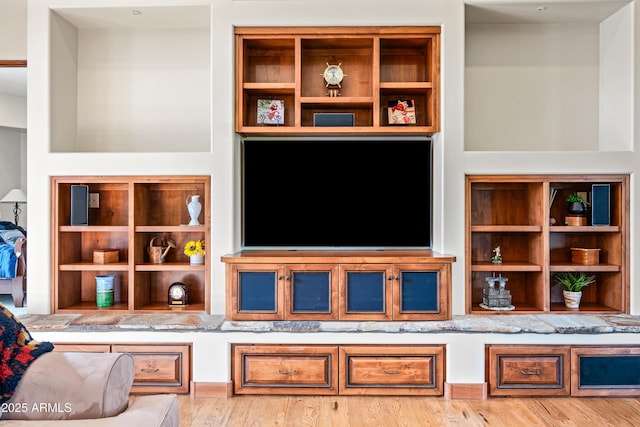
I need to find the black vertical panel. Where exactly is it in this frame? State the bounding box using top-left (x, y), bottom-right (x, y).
top-left (591, 184), bottom-right (610, 226)
top-left (70, 185), bottom-right (89, 226)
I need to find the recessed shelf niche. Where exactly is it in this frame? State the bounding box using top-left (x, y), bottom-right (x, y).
top-left (49, 5), bottom-right (211, 153)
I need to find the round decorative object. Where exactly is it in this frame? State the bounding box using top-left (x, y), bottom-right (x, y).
top-left (168, 282), bottom-right (189, 306)
top-left (322, 63), bottom-right (345, 88)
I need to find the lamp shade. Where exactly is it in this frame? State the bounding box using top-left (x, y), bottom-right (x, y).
top-left (1, 188), bottom-right (27, 204)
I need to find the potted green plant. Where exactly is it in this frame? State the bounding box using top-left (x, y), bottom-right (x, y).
top-left (566, 192), bottom-right (586, 215)
top-left (554, 272), bottom-right (595, 309)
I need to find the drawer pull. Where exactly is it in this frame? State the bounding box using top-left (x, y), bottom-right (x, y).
top-left (140, 368), bottom-right (160, 373)
top-left (521, 369), bottom-right (541, 376)
top-left (277, 369), bottom-right (297, 375)
top-left (382, 370), bottom-right (401, 375)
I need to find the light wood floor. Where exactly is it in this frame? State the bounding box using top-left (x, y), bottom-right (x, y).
top-left (178, 395), bottom-right (640, 426)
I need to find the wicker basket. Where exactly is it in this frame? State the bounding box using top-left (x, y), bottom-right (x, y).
top-left (571, 248), bottom-right (600, 265)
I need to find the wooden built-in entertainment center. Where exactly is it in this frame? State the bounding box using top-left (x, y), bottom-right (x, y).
top-left (225, 25), bottom-right (457, 396)
top-left (44, 18), bottom-right (636, 399)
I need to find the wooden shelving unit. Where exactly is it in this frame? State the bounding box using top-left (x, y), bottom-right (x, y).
top-left (235, 26), bottom-right (440, 135)
top-left (51, 176), bottom-right (211, 314)
top-left (466, 175), bottom-right (629, 315)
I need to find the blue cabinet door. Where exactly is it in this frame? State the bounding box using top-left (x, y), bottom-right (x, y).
top-left (287, 264), bottom-right (338, 320)
top-left (393, 263), bottom-right (450, 321)
top-left (340, 264), bottom-right (393, 320)
top-left (230, 263), bottom-right (285, 320)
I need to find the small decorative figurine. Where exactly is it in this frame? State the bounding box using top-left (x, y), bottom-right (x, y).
top-left (491, 245), bottom-right (503, 264)
top-left (481, 272), bottom-right (514, 311)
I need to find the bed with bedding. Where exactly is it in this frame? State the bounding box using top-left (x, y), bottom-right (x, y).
top-left (0, 222), bottom-right (27, 307)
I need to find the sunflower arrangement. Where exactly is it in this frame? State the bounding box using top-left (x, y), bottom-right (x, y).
top-left (184, 239), bottom-right (205, 257)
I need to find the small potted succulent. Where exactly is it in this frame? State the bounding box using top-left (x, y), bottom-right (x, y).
top-left (554, 272), bottom-right (595, 309)
top-left (566, 192), bottom-right (586, 215)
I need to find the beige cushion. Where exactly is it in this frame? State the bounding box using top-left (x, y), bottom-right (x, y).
top-left (3, 352), bottom-right (134, 421)
top-left (0, 394), bottom-right (179, 427)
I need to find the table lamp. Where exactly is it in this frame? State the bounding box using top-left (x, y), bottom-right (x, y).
top-left (1, 188), bottom-right (27, 226)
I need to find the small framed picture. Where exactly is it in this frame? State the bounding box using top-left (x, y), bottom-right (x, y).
top-left (388, 99), bottom-right (416, 125)
top-left (257, 99), bottom-right (284, 125)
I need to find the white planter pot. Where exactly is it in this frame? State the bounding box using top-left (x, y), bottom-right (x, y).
top-left (563, 290), bottom-right (582, 309)
top-left (190, 254), bottom-right (204, 265)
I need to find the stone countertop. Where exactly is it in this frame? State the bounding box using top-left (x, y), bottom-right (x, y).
top-left (16, 313), bottom-right (640, 334)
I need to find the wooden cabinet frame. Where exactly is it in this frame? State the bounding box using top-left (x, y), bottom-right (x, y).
top-left (51, 176), bottom-right (211, 314)
top-left (232, 344), bottom-right (445, 396)
top-left (285, 264), bottom-right (339, 321)
top-left (488, 345), bottom-right (640, 398)
top-left (222, 250), bottom-right (455, 321)
top-left (571, 346), bottom-right (640, 397)
top-left (235, 26), bottom-right (440, 135)
top-left (486, 345), bottom-right (571, 397)
top-left (392, 263), bottom-right (451, 321)
top-left (233, 344), bottom-right (339, 395)
top-left (339, 263), bottom-right (393, 321)
top-left (466, 175), bottom-right (629, 315)
top-left (339, 345), bottom-right (444, 396)
top-left (226, 263), bottom-right (285, 321)
top-left (113, 344), bottom-right (191, 394)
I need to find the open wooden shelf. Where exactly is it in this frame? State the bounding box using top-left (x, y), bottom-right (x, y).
top-left (235, 26), bottom-right (440, 135)
top-left (466, 174), bottom-right (629, 315)
top-left (52, 176), bottom-right (211, 314)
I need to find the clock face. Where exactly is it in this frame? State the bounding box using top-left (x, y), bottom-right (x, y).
top-left (169, 284), bottom-right (185, 301)
top-left (323, 64), bottom-right (344, 86)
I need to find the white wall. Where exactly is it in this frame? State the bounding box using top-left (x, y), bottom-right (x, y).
top-left (0, 128), bottom-right (27, 224)
top-left (20, 0), bottom-right (640, 386)
top-left (465, 22), bottom-right (600, 151)
top-left (0, 94), bottom-right (27, 227)
top-left (0, 0), bottom-right (28, 226)
top-left (0, 0), bottom-right (27, 59)
top-left (0, 93), bottom-right (26, 129)
top-left (74, 27), bottom-right (210, 152)
top-left (600, 2), bottom-right (634, 150)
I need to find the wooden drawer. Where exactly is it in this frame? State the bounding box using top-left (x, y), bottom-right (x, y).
top-left (112, 344), bottom-right (190, 394)
top-left (487, 345), bottom-right (570, 396)
top-left (339, 345), bottom-right (444, 395)
top-left (233, 345), bottom-right (338, 395)
top-left (572, 346), bottom-right (640, 397)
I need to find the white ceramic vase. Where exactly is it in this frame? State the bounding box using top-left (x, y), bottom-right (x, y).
top-left (186, 195), bottom-right (202, 226)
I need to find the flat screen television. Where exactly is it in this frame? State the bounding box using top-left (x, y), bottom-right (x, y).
top-left (241, 137), bottom-right (432, 249)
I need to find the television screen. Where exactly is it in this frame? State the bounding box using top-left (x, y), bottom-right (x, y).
top-left (242, 138), bottom-right (432, 249)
